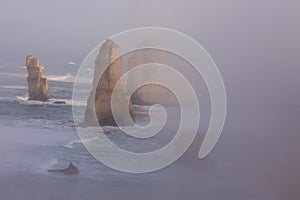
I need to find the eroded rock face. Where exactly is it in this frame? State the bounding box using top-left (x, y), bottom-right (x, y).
top-left (127, 49), bottom-right (178, 106)
top-left (48, 163), bottom-right (79, 176)
top-left (84, 39), bottom-right (134, 126)
top-left (26, 55), bottom-right (50, 101)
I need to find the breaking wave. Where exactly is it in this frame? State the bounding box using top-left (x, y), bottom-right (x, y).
top-left (0, 85), bottom-right (27, 90)
top-left (35, 158), bottom-right (59, 174)
top-left (47, 73), bottom-right (73, 82)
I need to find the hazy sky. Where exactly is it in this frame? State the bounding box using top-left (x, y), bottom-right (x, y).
top-left (0, 0), bottom-right (299, 114)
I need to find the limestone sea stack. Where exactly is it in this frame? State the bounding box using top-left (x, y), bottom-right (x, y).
top-left (127, 49), bottom-right (178, 106)
top-left (25, 55), bottom-right (50, 101)
top-left (84, 39), bottom-right (134, 126)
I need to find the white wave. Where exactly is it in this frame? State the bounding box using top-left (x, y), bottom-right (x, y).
top-left (67, 61), bottom-right (76, 66)
top-left (47, 73), bottom-right (73, 81)
top-left (63, 139), bottom-right (79, 149)
top-left (16, 95), bottom-right (71, 106)
top-left (0, 72), bottom-right (26, 77)
top-left (15, 95), bottom-right (51, 106)
top-left (35, 158), bottom-right (58, 173)
top-left (1, 85), bottom-right (27, 90)
top-left (16, 95), bottom-right (53, 105)
top-left (63, 137), bottom-right (98, 149)
top-left (16, 95), bottom-right (28, 101)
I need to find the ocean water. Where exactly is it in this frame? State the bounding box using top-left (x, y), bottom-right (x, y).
top-left (0, 65), bottom-right (299, 200)
top-left (0, 64), bottom-right (186, 181)
top-left (0, 64), bottom-right (76, 129)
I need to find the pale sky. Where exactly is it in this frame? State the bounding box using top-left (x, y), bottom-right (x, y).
top-left (0, 0), bottom-right (299, 113)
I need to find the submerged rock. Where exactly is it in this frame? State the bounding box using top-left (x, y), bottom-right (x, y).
top-left (84, 39), bottom-right (135, 126)
top-left (53, 101), bottom-right (66, 104)
top-left (26, 55), bottom-right (50, 101)
top-left (48, 163), bottom-right (79, 176)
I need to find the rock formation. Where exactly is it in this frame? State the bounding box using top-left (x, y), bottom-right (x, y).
top-left (53, 101), bottom-right (66, 104)
top-left (127, 49), bottom-right (178, 106)
top-left (84, 39), bottom-right (134, 126)
top-left (48, 163), bottom-right (79, 176)
top-left (26, 55), bottom-right (50, 101)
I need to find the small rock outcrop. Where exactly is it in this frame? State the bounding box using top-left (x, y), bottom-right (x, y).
top-left (48, 163), bottom-right (79, 176)
top-left (26, 55), bottom-right (50, 101)
top-left (53, 101), bottom-right (66, 104)
top-left (84, 39), bottom-right (135, 126)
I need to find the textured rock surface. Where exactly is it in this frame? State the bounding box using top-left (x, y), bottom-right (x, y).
top-left (84, 39), bottom-right (134, 126)
top-left (26, 55), bottom-right (50, 101)
top-left (48, 163), bottom-right (79, 176)
top-left (127, 49), bottom-right (178, 106)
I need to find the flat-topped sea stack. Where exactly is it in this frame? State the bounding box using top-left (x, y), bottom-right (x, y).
top-left (84, 39), bottom-right (134, 126)
top-left (26, 55), bottom-right (50, 101)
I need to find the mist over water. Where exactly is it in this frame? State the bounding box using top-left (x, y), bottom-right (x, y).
top-left (0, 0), bottom-right (299, 200)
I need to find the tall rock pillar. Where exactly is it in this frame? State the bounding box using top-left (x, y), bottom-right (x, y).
top-left (26, 55), bottom-right (50, 101)
top-left (84, 39), bottom-right (134, 126)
